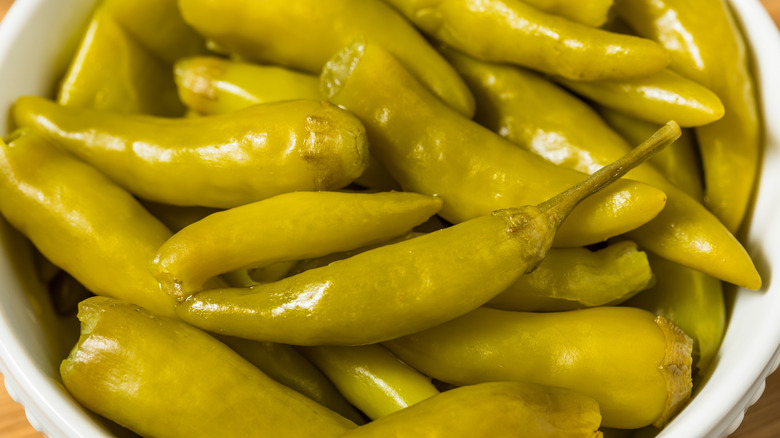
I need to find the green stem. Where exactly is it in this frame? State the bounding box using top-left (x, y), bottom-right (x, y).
top-left (540, 120), bottom-right (681, 223)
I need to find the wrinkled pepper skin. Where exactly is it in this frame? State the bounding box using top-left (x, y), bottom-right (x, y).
top-left (618, 0), bottom-right (760, 232)
top-left (61, 297), bottom-right (357, 438)
top-left (384, 306), bottom-right (693, 429)
top-left (13, 97), bottom-right (369, 208)
top-left (517, 0), bottom-right (614, 27)
top-left (177, 121), bottom-right (680, 346)
top-left (57, 6), bottom-right (184, 116)
top-left (0, 131), bottom-right (176, 317)
top-left (340, 382), bottom-right (602, 438)
top-left (217, 336), bottom-right (365, 424)
top-left (322, 41), bottom-right (668, 247)
top-left (152, 191), bottom-right (443, 298)
top-left (597, 106), bottom-right (703, 201)
top-left (487, 240), bottom-right (652, 311)
top-left (178, 0), bottom-right (475, 117)
top-left (444, 50), bottom-right (760, 289)
top-left (626, 254), bottom-right (726, 374)
top-left (174, 56), bottom-right (321, 115)
top-left (554, 68), bottom-right (724, 127)
top-left (301, 344), bottom-right (439, 419)
top-left (382, 0), bottom-right (669, 80)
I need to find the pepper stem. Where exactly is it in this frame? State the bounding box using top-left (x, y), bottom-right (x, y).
top-left (539, 120), bottom-right (681, 225)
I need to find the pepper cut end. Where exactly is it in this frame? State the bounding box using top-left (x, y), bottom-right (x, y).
top-left (320, 37), bottom-right (366, 101)
top-left (653, 314), bottom-right (693, 428)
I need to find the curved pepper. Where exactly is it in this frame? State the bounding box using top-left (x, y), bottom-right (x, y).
top-left (383, 0), bottom-right (669, 80)
top-left (625, 254), bottom-right (725, 374)
top-left (617, 0), bottom-right (760, 232)
top-left (152, 191), bottom-right (443, 298)
top-left (597, 106), bottom-right (703, 201)
top-left (301, 344), bottom-right (439, 419)
top-left (57, 5), bottom-right (184, 116)
top-left (176, 122), bottom-right (680, 345)
top-left (0, 131), bottom-right (176, 317)
top-left (322, 40), bottom-right (668, 247)
top-left (12, 97), bottom-right (369, 208)
top-left (554, 68), bottom-right (724, 127)
top-left (487, 240), bottom-right (652, 311)
top-left (217, 336), bottom-right (365, 424)
top-left (171, 56), bottom-right (399, 192)
top-left (61, 297), bottom-right (357, 438)
top-left (384, 306), bottom-right (693, 429)
top-left (443, 49), bottom-right (759, 289)
top-left (340, 381), bottom-right (602, 438)
top-left (174, 56), bottom-right (321, 115)
top-left (178, 0), bottom-right (475, 117)
top-left (517, 0), bottom-right (614, 27)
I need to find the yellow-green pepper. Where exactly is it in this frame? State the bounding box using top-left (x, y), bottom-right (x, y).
top-left (487, 240), bottom-right (652, 311)
top-left (174, 56), bottom-right (321, 115)
top-left (443, 49), bottom-right (759, 289)
top-left (0, 131), bottom-right (176, 317)
top-left (301, 344), bottom-right (439, 419)
top-left (554, 68), bottom-right (725, 127)
top-left (61, 296), bottom-right (357, 438)
top-left (597, 106), bottom-right (703, 201)
top-left (383, 0), bottom-right (669, 80)
top-left (625, 254), bottom-right (726, 374)
top-left (151, 191), bottom-right (442, 298)
top-left (517, 0), bottom-right (614, 27)
top-left (178, 0), bottom-right (475, 117)
top-left (384, 306), bottom-right (693, 429)
top-left (217, 336), bottom-right (365, 424)
top-left (171, 57), bottom-right (400, 193)
top-left (322, 40), bottom-right (668, 247)
top-left (176, 121), bottom-right (680, 345)
top-left (340, 381), bottom-right (602, 438)
top-left (12, 96), bottom-right (369, 208)
top-left (618, 0), bottom-right (760, 232)
top-left (57, 5), bottom-right (183, 116)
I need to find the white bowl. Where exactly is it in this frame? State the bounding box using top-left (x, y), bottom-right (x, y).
top-left (0, 0), bottom-right (779, 436)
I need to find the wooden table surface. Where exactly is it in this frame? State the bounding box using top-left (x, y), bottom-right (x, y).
top-left (1, 0), bottom-right (780, 437)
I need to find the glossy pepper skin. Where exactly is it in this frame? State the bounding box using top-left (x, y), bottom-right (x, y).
top-left (152, 191), bottom-right (443, 298)
top-left (177, 121), bottom-right (680, 345)
top-left (216, 336), bottom-right (365, 424)
top-left (618, 0), bottom-right (760, 232)
top-left (322, 40), bottom-right (668, 247)
top-left (382, 0), bottom-right (669, 81)
top-left (61, 297), bottom-right (357, 438)
top-left (384, 306), bottom-right (693, 429)
top-left (174, 56), bottom-right (321, 115)
top-left (487, 240), bottom-right (652, 311)
top-left (444, 50), bottom-right (760, 289)
top-left (340, 382), bottom-right (602, 438)
top-left (597, 106), bottom-right (703, 201)
top-left (554, 68), bottom-right (725, 127)
top-left (57, 5), bottom-right (184, 116)
top-left (301, 344), bottom-right (439, 419)
top-left (517, 0), bottom-right (614, 27)
top-left (178, 0), bottom-right (475, 117)
top-left (12, 97), bottom-right (369, 208)
top-left (626, 254), bottom-right (726, 374)
top-left (172, 57), bottom-right (399, 193)
top-left (0, 131), bottom-right (176, 317)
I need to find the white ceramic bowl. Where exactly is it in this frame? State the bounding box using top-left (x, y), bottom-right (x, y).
top-left (0, 0), bottom-right (779, 436)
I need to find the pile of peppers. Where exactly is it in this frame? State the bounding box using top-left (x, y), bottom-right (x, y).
top-left (0, 0), bottom-right (762, 436)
